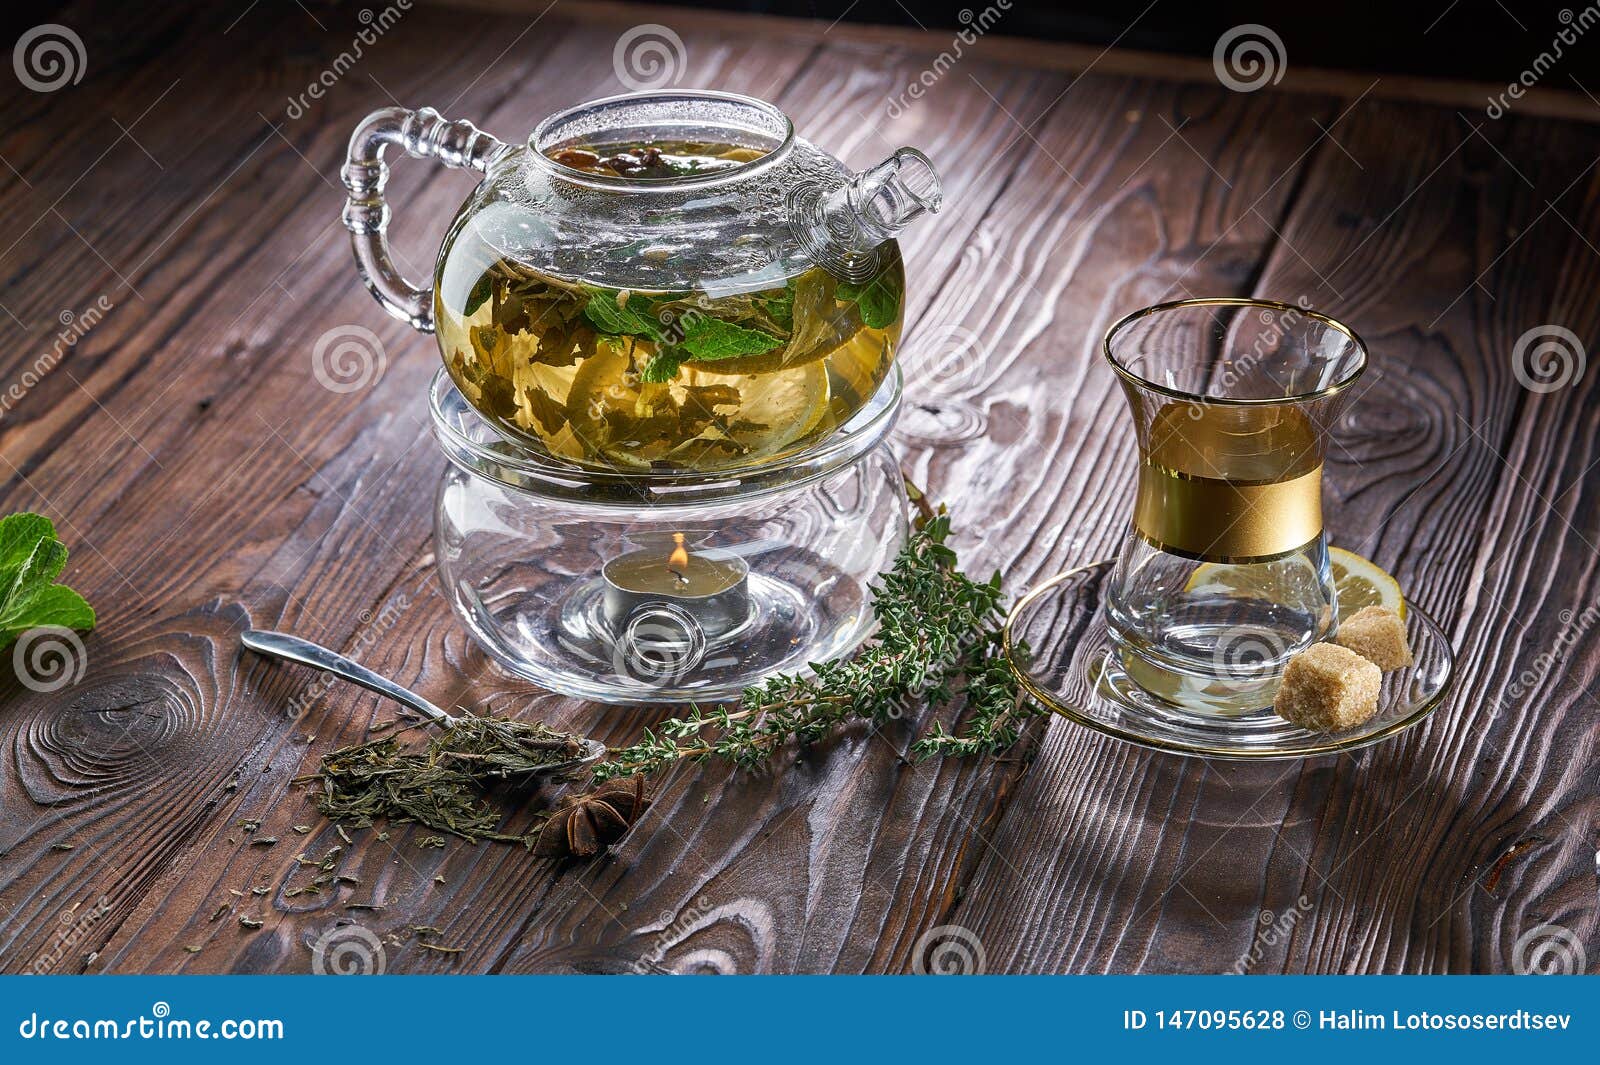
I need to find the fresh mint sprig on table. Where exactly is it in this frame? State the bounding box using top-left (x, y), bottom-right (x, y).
top-left (0, 513), bottom-right (95, 647)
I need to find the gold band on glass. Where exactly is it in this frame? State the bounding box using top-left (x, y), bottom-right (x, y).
top-left (1132, 463), bottom-right (1323, 563)
top-left (1131, 399), bottom-right (1326, 563)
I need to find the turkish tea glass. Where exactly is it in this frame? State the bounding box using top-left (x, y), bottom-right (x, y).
top-left (1102, 298), bottom-right (1367, 706)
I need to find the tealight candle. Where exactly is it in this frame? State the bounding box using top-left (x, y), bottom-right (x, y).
top-left (601, 534), bottom-right (750, 641)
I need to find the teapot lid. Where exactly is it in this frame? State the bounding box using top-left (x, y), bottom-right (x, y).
top-left (449, 90), bottom-right (941, 294)
top-left (529, 90), bottom-right (795, 188)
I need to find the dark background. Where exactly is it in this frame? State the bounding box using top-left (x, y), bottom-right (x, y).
top-left (660, 0), bottom-right (1600, 85)
top-left (23, 1), bottom-right (1585, 89)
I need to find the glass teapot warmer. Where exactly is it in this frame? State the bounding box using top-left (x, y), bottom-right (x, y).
top-left (430, 367), bottom-right (907, 704)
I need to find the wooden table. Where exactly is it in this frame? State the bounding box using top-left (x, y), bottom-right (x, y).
top-left (2, 0), bottom-right (1596, 975)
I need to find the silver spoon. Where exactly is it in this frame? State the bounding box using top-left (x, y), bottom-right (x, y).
top-left (240, 629), bottom-right (604, 773)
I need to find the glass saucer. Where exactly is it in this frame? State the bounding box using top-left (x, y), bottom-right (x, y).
top-left (1002, 561), bottom-right (1455, 759)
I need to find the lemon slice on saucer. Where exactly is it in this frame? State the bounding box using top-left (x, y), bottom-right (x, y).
top-left (1328, 547), bottom-right (1405, 618)
top-left (1185, 548), bottom-right (1404, 619)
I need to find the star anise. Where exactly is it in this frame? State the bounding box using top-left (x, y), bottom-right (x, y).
top-left (533, 775), bottom-right (651, 858)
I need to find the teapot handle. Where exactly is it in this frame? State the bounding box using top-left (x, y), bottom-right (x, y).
top-left (341, 107), bottom-right (508, 334)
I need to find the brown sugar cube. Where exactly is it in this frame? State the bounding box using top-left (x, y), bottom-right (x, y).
top-left (1333, 605), bottom-right (1413, 671)
top-left (1273, 642), bottom-right (1382, 732)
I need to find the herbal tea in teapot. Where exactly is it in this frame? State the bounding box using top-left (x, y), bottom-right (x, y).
top-left (342, 93), bottom-right (939, 472)
top-left (435, 139), bottom-right (903, 470)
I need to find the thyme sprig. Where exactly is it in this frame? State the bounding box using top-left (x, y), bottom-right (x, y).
top-left (593, 512), bottom-right (1041, 782)
top-left (907, 630), bottom-right (1036, 760)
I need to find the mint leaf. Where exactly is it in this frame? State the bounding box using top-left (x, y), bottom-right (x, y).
top-left (762, 287), bottom-right (795, 330)
top-left (0, 585), bottom-right (93, 643)
top-left (583, 291), bottom-right (665, 341)
top-left (837, 273), bottom-right (901, 330)
top-left (0, 538), bottom-right (67, 614)
top-left (463, 273), bottom-right (494, 316)
top-left (0, 513), bottom-right (55, 573)
top-left (641, 349), bottom-right (684, 383)
top-left (855, 285), bottom-right (899, 330)
top-left (681, 317), bottom-right (783, 361)
top-left (0, 512), bottom-right (95, 650)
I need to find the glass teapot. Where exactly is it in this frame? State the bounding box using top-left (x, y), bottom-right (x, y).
top-left (341, 91), bottom-right (942, 473)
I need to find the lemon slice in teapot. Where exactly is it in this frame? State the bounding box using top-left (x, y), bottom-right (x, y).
top-left (670, 360), bottom-right (829, 466)
top-left (565, 342), bottom-right (829, 470)
top-left (562, 343), bottom-right (651, 468)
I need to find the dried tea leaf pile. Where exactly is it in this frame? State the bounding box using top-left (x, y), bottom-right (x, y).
top-left (301, 717), bottom-right (585, 844)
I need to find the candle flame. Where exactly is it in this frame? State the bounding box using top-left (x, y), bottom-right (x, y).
top-left (667, 532), bottom-right (690, 577)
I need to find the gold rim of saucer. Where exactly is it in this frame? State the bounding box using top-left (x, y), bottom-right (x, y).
top-left (1102, 296), bottom-right (1369, 408)
top-left (1000, 561), bottom-right (1456, 760)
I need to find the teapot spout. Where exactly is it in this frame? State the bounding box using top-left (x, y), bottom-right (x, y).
top-left (839, 147), bottom-right (943, 238)
top-left (794, 148), bottom-right (942, 279)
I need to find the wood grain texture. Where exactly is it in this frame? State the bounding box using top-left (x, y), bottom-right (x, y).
top-left (0, 0), bottom-right (1595, 975)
